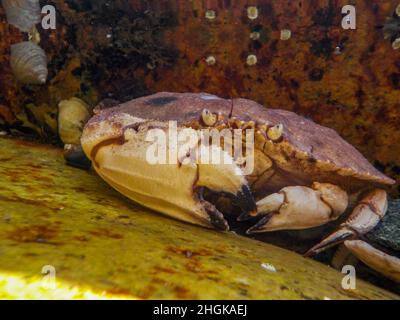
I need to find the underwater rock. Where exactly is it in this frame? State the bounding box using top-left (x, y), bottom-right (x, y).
top-left (58, 97), bottom-right (91, 145)
top-left (367, 199), bottom-right (400, 254)
top-left (1, 0), bottom-right (41, 32)
top-left (10, 41), bottom-right (47, 84)
top-left (63, 144), bottom-right (92, 170)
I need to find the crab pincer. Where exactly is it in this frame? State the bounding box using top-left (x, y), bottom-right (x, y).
top-left (305, 189), bottom-right (388, 256)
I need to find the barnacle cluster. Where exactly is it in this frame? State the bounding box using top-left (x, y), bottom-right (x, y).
top-left (1, 0), bottom-right (48, 84)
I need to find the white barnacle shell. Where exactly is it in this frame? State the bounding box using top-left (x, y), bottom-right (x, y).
top-left (1, 0), bottom-right (41, 32)
top-left (10, 41), bottom-right (48, 85)
top-left (58, 98), bottom-right (91, 145)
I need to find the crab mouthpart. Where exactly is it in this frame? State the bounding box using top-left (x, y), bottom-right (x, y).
top-left (233, 185), bottom-right (257, 217)
top-left (237, 210), bottom-right (258, 222)
top-left (198, 186), bottom-right (257, 231)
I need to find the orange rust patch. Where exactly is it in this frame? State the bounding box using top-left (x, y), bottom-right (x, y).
top-left (173, 285), bottom-right (194, 299)
top-left (152, 266), bottom-right (177, 274)
top-left (4, 167), bottom-right (54, 185)
top-left (0, 195), bottom-right (64, 212)
top-left (8, 225), bottom-right (60, 244)
top-left (166, 246), bottom-right (213, 258)
top-left (137, 278), bottom-right (167, 299)
top-left (165, 246), bottom-right (221, 276)
top-left (73, 235), bottom-right (89, 242)
top-left (88, 228), bottom-right (124, 239)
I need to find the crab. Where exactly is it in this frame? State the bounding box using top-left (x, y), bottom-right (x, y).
top-left (81, 92), bottom-right (399, 282)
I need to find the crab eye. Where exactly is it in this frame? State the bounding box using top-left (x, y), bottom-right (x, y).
top-left (201, 109), bottom-right (217, 126)
top-left (267, 123), bottom-right (284, 142)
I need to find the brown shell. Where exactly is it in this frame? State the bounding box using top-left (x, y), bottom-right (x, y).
top-left (87, 92), bottom-right (395, 190)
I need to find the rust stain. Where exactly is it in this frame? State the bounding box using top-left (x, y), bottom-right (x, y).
top-left (173, 285), bottom-right (196, 299)
top-left (4, 167), bottom-right (54, 185)
top-left (166, 246), bottom-right (214, 258)
top-left (7, 225), bottom-right (60, 245)
top-left (0, 195), bottom-right (64, 212)
top-left (152, 266), bottom-right (177, 274)
top-left (88, 228), bottom-right (124, 240)
top-left (73, 235), bottom-right (89, 242)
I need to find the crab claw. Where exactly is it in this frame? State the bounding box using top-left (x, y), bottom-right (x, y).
top-left (304, 228), bottom-right (356, 257)
top-left (238, 192), bottom-right (284, 222)
top-left (305, 189), bottom-right (388, 257)
top-left (245, 183), bottom-right (348, 233)
top-left (81, 115), bottom-right (256, 231)
top-left (195, 155), bottom-right (257, 229)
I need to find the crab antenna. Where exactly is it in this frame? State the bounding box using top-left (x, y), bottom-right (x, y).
top-left (229, 98), bottom-right (234, 118)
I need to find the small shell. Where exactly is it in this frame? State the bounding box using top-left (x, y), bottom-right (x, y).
top-left (201, 109), bottom-right (217, 126)
top-left (58, 98), bottom-right (91, 145)
top-left (1, 0), bottom-right (41, 32)
top-left (10, 41), bottom-right (48, 84)
top-left (261, 263), bottom-right (277, 273)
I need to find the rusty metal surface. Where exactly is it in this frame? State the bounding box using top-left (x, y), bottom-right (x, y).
top-left (0, 0), bottom-right (399, 193)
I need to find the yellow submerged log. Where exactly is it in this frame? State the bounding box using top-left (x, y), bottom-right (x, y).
top-left (0, 137), bottom-right (397, 300)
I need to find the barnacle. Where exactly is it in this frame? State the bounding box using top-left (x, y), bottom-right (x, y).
top-left (1, 0), bottom-right (41, 32)
top-left (10, 41), bottom-right (48, 84)
top-left (246, 54), bottom-right (257, 66)
top-left (280, 29), bottom-right (292, 41)
top-left (205, 10), bottom-right (216, 20)
top-left (247, 6), bottom-right (258, 20)
top-left (267, 124), bottom-right (284, 142)
top-left (205, 56), bottom-right (216, 66)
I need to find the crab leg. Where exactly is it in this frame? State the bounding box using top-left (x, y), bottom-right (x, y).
top-left (244, 182), bottom-right (349, 233)
top-left (305, 189), bottom-right (388, 256)
top-left (344, 240), bottom-right (400, 283)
